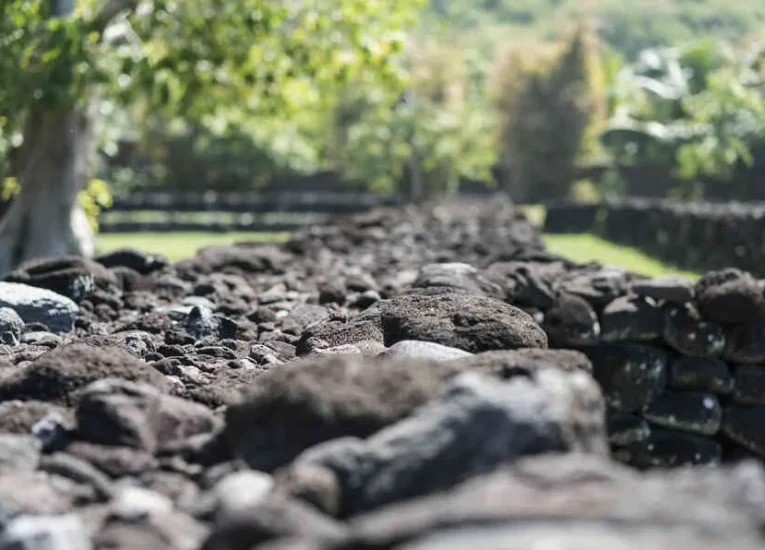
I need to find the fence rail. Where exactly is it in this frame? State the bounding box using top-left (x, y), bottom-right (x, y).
top-left (98, 188), bottom-right (406, 233)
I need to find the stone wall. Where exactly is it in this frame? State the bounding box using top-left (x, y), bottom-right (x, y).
top-left (543, 199), bottom-right (765, 276)
top-left (537, 265), bottom-right (765, 468)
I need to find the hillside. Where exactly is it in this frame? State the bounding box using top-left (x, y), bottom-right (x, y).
top-left (429, 0), bottom-right (765, 58)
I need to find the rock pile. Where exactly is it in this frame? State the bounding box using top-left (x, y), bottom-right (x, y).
top-left (0, 197), bottom-right (765, 548)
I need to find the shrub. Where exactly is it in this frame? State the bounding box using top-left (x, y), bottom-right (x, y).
top-left (490, 24), bottom-right (606, 202)
top-left (327, 38), bottom-right (496, 201)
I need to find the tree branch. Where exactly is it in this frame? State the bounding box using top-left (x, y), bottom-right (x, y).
top-left (91, 0), bottom-right (140, 35)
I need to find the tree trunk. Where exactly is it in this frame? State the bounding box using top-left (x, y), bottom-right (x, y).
top-left (0, 107), bottom-right (95, 276)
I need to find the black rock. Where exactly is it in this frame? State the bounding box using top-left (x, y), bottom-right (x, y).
top-left (668, 357), bottom-right (733, 394)
top-left (732, 365), bottom-right (765, 405)
top-left (642, 391), bottom-right (722, 436)
top-left (695, 268), bottom-right (765, 325)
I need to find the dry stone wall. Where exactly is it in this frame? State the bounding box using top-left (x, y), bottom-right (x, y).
top-left (543, 199), bottom-right (765, 275)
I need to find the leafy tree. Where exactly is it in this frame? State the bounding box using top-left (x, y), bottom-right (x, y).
top-left (325, 38), bottom-right (495, 201)
top-left (0, 0), bottom-right (423, 274)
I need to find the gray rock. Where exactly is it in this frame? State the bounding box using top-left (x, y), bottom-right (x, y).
top-left (695, 268), bottom-right (765, 325)
top-left (542, 292), bottom-right (600, 347)
top-left (225, 355), bottom-right (462, 471)
top-left (76, 378), bottom-right (221, 454)
top-left (308, 344), bottom-right (364, 359)
top-left (296, 369), bottom-right (607, 515)
top-left (0, 282), bottom-right (78, 333)
top-left (201, 496), bottom-right (346, 550)
top-left (600, 295), bottom-right (663, 342)
top-left (0, 307), bottom-right (24, 346)
top-left (20, 331), bottom-right (61, 348)
top-left (296, 320), bottom-right (384, 356)
top-left (0, 434), bottom-right (40, 471)
top-left (110, 485), bottom-right (173, 521)
top-left (0, 470), bottom-right (73, 518)
top-left (451, 348), bottom-right (593, 378)
top-left (379, 293), bottom-right (547, 353)
top-left (196, 470), bottom-right (275, 521)
top-left (381, 340), bottom-right (473, 362)
top-left (412, 263), bottom-right (502, 297)
top-left (0, 343), bottom-right (168, 405)
top-left (0, 514), bottom-right (90, 550)
top-left (631, 275), bottom-right (694, 303)
top-left (186, 306), bottom-right (219, 340)
top-left (328, 454), bottom-right (765, 549)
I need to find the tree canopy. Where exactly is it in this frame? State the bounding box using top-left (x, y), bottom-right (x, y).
top-left (0, 0), bottom-right (425, 179)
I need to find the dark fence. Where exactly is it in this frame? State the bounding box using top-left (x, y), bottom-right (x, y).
top-left (544, 199), bottom-right (765, 276)
top-left (97, 172), bottom-right (498, 233)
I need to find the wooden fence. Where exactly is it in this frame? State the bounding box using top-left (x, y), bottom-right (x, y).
top-left (99, 190), bottom-right (404, 233)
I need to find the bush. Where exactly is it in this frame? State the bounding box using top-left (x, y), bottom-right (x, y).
top-left (326, 39), bottom-right (496, 200)
top-left (490, 24), bottom-right (606, 202)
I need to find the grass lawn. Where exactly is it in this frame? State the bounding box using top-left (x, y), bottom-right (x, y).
top-left (542, 234), bottom-right (699, 279)
top-left (96, 231), bottom-right (290, 262)
top-left (97, 229), bottom-right (698, 279)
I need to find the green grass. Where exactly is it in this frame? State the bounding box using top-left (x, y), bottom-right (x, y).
top-left (542, 233), bottom-right (699, 279)
top-left (96, 231), bottom-right (290, 262)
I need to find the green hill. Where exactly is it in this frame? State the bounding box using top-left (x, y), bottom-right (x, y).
top-left (429, 0), bottom-right (765, 58)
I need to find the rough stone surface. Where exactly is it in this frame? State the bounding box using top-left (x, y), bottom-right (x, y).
top-left (0, 282), bottom-right (79, 333)
top-left (695, 268), bottom-right (765, 325)
top-left (296, 370), bottom-right (607, 515)
top-left (378, 293), bottom-right (548, 352)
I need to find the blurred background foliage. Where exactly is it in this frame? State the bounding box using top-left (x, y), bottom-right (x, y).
top-left (4, 0), bottom-right (765, 204)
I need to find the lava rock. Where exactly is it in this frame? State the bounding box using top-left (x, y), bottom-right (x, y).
top-left (668, 357), bottom-right (734, 394)
top-left (380, 340), bottom-right (473, 362)
top-left (615, 428), bottom-right (722, 468)
top-left (662, 303), bottom-right (725, 358)
top-left (95, 247), bottom-right (169, 275)
top-left (452, 348), bottom-right (593, 379)
top-left (201, 496), bottom-right (346, 550)
top-left (630, 275), bottom-right (694, 303)
top-left (600, 295), bottom-right (663, 342)
top-left (76, 378), bottom-right (221, 454)
top-left (607, 413), bottom-right (651, 446)
top-left (0, 307), bottom-right (24, 346)
top-left (695, 268), bottom-right (765, 325)
top-left (586, 344), bottom-right (669, 413)
top-left (0, 514), bottom-right (90, 550)
top-left (0, 434), bottom-right (41, 471)
top-left (323, 454), bottom-right (765, 549)
top-left (723, 405), bottom-right (765, 458)
top-left (5, 255), bottom-right (118, 302)
top-left (732, 365), bottom-right (765, 405)
top-left (0, 282), bottom-right (78, 333)
top-left (411, 262), bottom-right (502, 297)
top-left (642, 391), bottom-right (722, 436)
top-left (296, 369), bottom-right (607, 515)
top-left (559, 266), bottom-right (631, 308)
top-left (0, 343), bottom-right (168, 405)
top-left (542, 292), bottom-right (600, 347)
top-left (379, 293), bottom-right (547, 353)
top-left (296, 321), bottom-right (384, 356)
top-left (724, 316), bottom-right (765, 364)
top-left (225, 355), bottom-right (462, 471)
